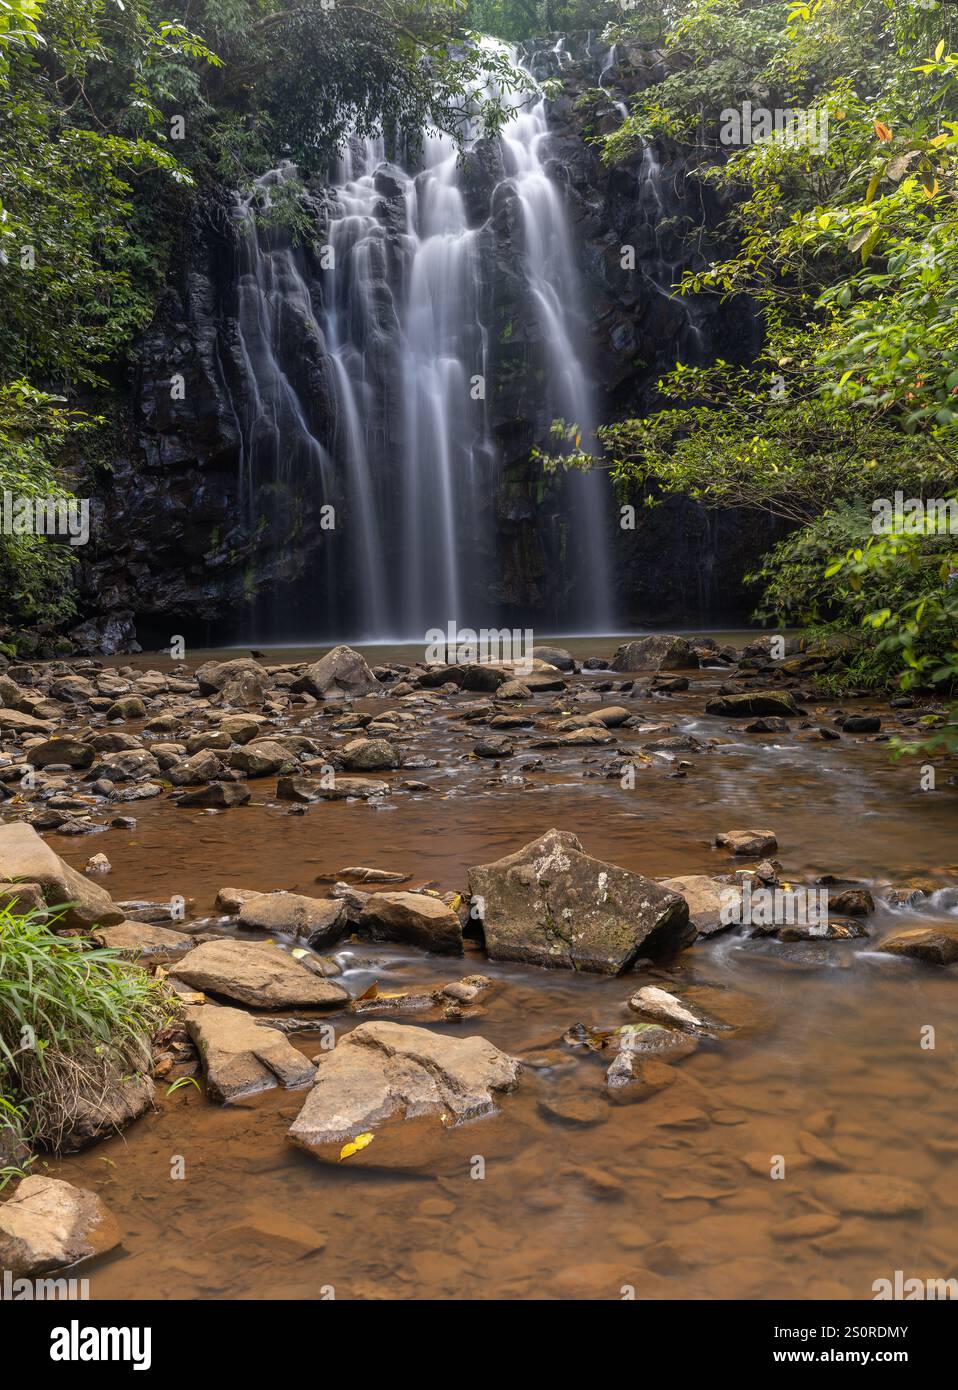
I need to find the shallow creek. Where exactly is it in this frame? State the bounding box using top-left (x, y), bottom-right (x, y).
top-left (49, 637), bottom-right (958, 1300)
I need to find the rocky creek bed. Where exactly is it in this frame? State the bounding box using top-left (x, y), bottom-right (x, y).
top-left (1, 632), bottom-right (957, 1300)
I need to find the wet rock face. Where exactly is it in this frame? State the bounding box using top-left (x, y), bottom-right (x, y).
top-left (468, 828), bottom-right (692, 973)
top-left (69, 35), bottom-right (766, 649)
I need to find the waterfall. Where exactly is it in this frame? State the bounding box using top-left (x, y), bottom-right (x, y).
top-left (228, 45), bottom-right (614, 642)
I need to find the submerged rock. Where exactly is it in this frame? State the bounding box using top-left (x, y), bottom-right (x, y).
top-left (184, 1003), bottom-right (315, 1101)
top-left (0, 1177), bottom-right (120, 1276)
top-left (171, 939), bottom-right (348, 1008)
top-left (336, 866), bottom-right (410, 884)
top-left (287, 1021), bottom-right (520, 1156)
top-left (468, 828), bottom-right (691, 973)
top-left (817, 1173), bottom-right (926, 1216)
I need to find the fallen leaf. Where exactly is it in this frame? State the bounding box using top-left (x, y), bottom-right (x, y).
top-left (339, 1132), bottom-right (374, 1161)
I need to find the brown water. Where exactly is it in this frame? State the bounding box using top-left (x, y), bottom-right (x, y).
top-left (46, 637), bottom-right (958, 1300)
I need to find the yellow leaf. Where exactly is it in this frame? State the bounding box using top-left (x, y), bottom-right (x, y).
top-left (873, 120), bottom-right (892, 143)
top-left (935, 40), bottom-right (945, 61)
top-left (339, 1132), bottom-right (375, 1161)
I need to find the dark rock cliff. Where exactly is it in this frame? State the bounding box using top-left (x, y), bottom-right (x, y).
top-left (71, 31), bottom-right (770, 653)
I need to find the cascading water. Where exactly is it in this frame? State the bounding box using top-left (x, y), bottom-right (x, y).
top-left (227, 42), bottom-right (614, 642)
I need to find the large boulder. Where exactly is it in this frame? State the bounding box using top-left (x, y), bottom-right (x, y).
top-left (358, 892), bottom-right (464, 954)
top-left (237, 892), bottom-right (347, 947)
top-left (171, 939), bottom-right (348, 1009)
top-left (91, 747), bottom-right (160, 782)
top-left (173, 781), bottom-right (251, 809)
top-left (227, 740), bottom-right (294, 777)
top-left (0, 822), bottom-right (124, 930)
top-left (611, 636), bottom-right (699, 672)
top-left (184, 1003), bottom-right (315, 1101)
top-left (876, 925), bottom-right (958, 966)
top-left (468, 829), bottom-right (692, 973)
top-left (340, 737), bottom-right (399, 771)
top-left (27, 738), bottom-right (95, 770)
top-left (705, 691), bottom-right (799, 717)
top-left (0, 1177), bottom-right (120, 1275)
top-left (291, 645), bottom-right (381, 700)
top-left (167, 749), bottom-right (225, 785)
top-left (287, 1021), bottom-right (520, 1157)
top-left (195, 658), bottom-right (271, 704)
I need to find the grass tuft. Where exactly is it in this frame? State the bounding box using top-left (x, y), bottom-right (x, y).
top-left (0, 902), bottom-right (171, 1151)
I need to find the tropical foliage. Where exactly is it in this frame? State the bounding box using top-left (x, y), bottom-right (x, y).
top-left (543, 0), bottom-right (958, 745)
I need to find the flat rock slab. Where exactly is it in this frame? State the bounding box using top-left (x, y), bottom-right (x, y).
top-left (358, 891), bottom-right (463, 954)
top-left (287, 1020), bottom-right (520, 1158)
top-left (468, 828), bottom-right (691, 974)
top-left (172, 939), bottom-right (348, 1009)
top-left (0, 708), bottom-right (55, 733)
top-left (92, 920), bottom-right (197, 960)
top-left (237, 892), bottom-right (346, 947)
top-left (0, 821), bottom-right (124, 930)
top-left (0, 1177), bottom-right (120, 1275)
top-left (184, 1003), bottom-right (315, 1101)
